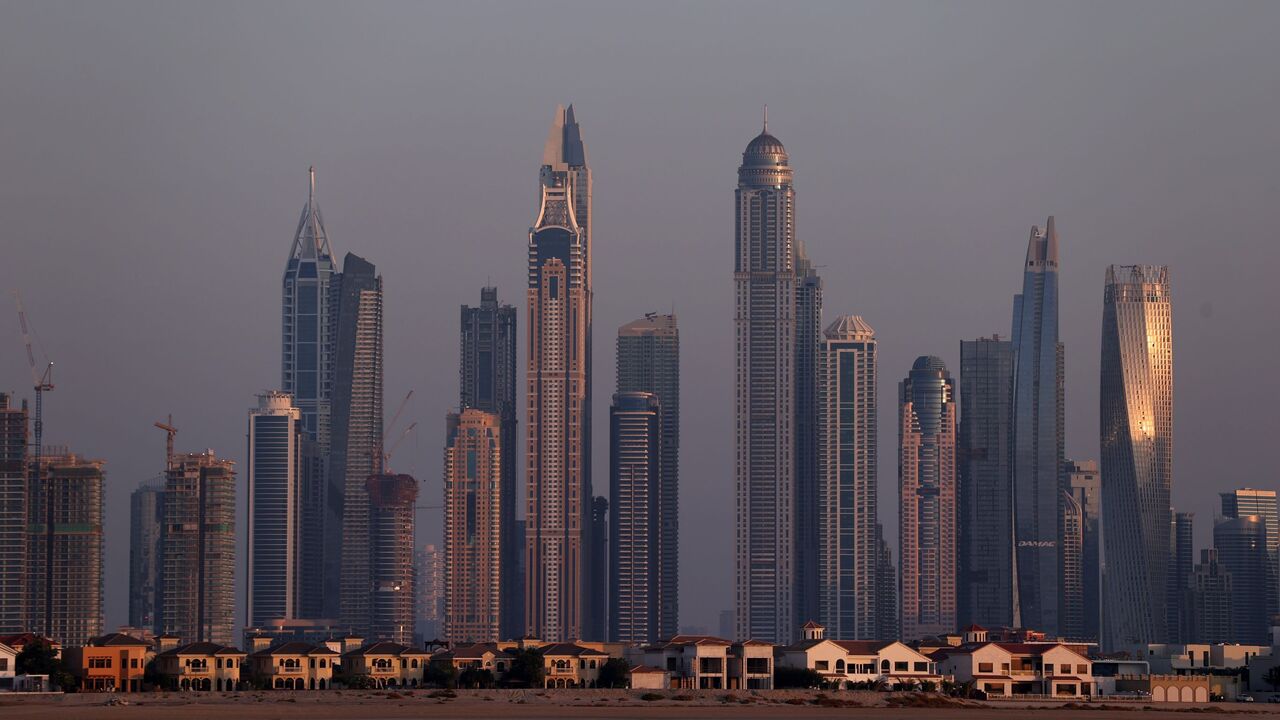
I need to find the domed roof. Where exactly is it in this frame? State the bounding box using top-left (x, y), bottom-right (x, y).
top-left (745, 131), bottom-right (787, 157)
top-left (912, 355), bottom-right (948, 372)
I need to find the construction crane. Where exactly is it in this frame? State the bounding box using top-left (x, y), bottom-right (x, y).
top-left (154, 415), bottom-right (178, 470)
top-left (13, 291), bottom-right (54, 637)
top-left (383, 421), bottom-right (417, 472)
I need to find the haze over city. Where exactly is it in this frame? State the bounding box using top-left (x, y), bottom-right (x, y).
top-left (1, 0), bottom-right (1277, 638)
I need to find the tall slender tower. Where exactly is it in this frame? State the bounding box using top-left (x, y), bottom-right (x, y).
top-left (795, 254), bottom-right (823, 630)
top-left (735, 113), bottom-right (804, 644)
top-left (282, 167), bottom-right (336, 618)
top-left (1064, 460), bottom-right (1102, 642)
top-left (246, 391), bottom-right (303, 628)
top-left (898, 356), bottom-right (957, 641)
top-left (608, 392), bottom-right (661, 643)
top-left (443, 410), bottom-right (502, 644)
top-left (460, 288), bottom-right (519, 638)
top-left (26, 453), bottom-right (105, 646)
top-left (1167, 510), bottom-right (1194, 642)
top-left (817, 316), bottom-right (878, 640)
top-left (128, 477), bottom-right (163, 634)
top-left (1220, 488), bottom-right (1279, 620)
top-left (366, 472), bottom-right (417, 645)
top-left (957, 337), bottom-right (1018, 629)
top-left (526, 104), bottom-right (592, 641)
top-left (160, 451), bottom-right (236, 645)
top-left (1213, 517), bottom-right (1269, 644)
top-left (331, 252), bottom-right (384, 631)
top-left (0, 394), bottom-right (28, 634)
top-left (616, 314), bottom-right (679, 640)
top-left (1010, 217), bottom-right (1064, 636)
top-left (1100, 264), bottom-right (1172, 649)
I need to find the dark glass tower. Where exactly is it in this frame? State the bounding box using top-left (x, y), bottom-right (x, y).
top-left (0, 394), bottom-right (27, 634)
top-left (957, 336), bottom-right (1017, 630)
top-left (608, 392), bottom-right (661, 643)
top-left (795, 251), bottom-right (823, 631)
top-left (128, 476), bottom-right (163, 635)
top-left (1064, 460), bottom-right (1102, 642)
top-left (1010, 217), bottom-right (1064, 636)
top-left (616, 314), bottom-right (679, 640)
top-left (460, 287), bottom-right (519, 638)
top-left (1213, 516), bottom-right (1269, 644)
top-left (1167, 511), bottom-right (1194, 642)
top-left (1220, 489), bottom-right (1279, 621)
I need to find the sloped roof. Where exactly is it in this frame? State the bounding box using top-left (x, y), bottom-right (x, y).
top-left (539, 643), bottom-right (608, 657)
top-left (249, 641), bottom-right (338, 657)
top-left (439, 642), bottom-right (513, 660)
top-left (90, 632), bottom-right (150, 647)
top-left (665, 635), bottom-right (731, 646)
top-left (158, 642), bottom-right (244, 657)
top-left (629, 665), bottom-right (667, 674)
top-left (833, 640), bottom-right (894, 655)
top-left (343, 641), bottom-right (429, 658)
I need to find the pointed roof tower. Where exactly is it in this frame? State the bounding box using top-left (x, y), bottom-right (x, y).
top-left (1024, 215), bottom-right (1059, 271)
top-left (290, 166), bottom-right (334, 261)
top-left (542, 104), bottom-right (588, 169)
top-left (824, 315), bottom-right (876, 342)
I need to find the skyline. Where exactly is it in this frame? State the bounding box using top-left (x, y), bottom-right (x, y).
top-left (1, 2), bottom-right (1278, 634)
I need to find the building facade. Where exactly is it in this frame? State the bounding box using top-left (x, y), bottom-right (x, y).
top-left (366, 473), bottom-right (416, 645)
top-left (1168, 511), bottom-right (1194, 642)
top-left (1213, 516), bottom-right (1269, 644)
top-left (26, 453), bottom-right (104, 646)
top-left (246, 391), bottom-right (303, 627)
top-left (616, 313), bottom-right (679, 640)
top-left (898, 357), bottom-right (957, 641)
top-left (875, 525), bottom-right (898, 640)
top-left (415, 544), bottom-right (445, 641)
top-left (330, 252), bottom-right (384, 632)
top-left (957, 337), bottom-right (1016, 630)
top-left (795, 254), bottom-right (824, 631)
top-left (0, 395), bottom-right (28, 635)
top-left (817, 316), bottom-right (877, 640)
top-left (128, 477), bottom-right (164, 634)
top-left (526, 104), bottom-right (593, 642)
top-left (1010, 217), bottom-right (1064, 637)
top-left (443, 409), bottom-right (502, 643)
top-left (735, 116), bottom-right (816, 644)
top-left (1100, 264), bottom-right (1173, 649)
top-left (160, 451), bottom-right (236, 645)
top-left (1183, 549), bottom-right (1232, 644)
top-left (1220, 488), bottom-right (1278, 620)
top-left (608, 392), bottom-right (661, 643)
top-left (460, 287), bottom-right (519, 638)
top-left (1063, 460), bottom-right (1101, 642)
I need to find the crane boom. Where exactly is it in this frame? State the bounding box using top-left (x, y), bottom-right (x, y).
top-left (154, 415), bottom-right (178, 469)
top-left (12, 291), bottom-right (55, 639)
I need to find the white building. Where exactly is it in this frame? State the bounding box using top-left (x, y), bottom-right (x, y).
top-left (777, 623), bottom-right (939, 688)
top-left (931, 641), bottom-right (1094, 698)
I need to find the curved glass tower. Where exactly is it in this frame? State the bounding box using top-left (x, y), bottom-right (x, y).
top-left (1100, 264), bottom-right (1172, 649)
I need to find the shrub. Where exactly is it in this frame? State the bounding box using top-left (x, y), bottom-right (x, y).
top-left (640, 692), bottom-right (663, 701)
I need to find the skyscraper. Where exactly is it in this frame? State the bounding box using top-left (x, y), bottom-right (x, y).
top-left (817, 316), bottom-right (877, 640)
top-left (460, 287), bottom-right (519, 638)
top-left (1220, 488), bottom-right (1278, 619)
top-left (128, 477), bottom-right (163, 634)
top-left (898, 356), bottom-right (957, 641)
top-left (366, 472), bottom-right (417, 645)
top-left (795, 254), bottom-right (824, 630)
top-left (957, 337), bottom-right (1017, 630)
top-left (1184, 549), bottom-right (1232, 645)
top-left (1010, 217), bottom-right (1064, 636)
top-left (26, 453), bottom-right (104, 646)
top-left (875, 525), bottom-right (898, 640)
top-left (246, 391), bottom-right (303, 628)
top-left (160, 451), bottom-right (236, 645)
top-left (1063, 460), bottom-right (1102, 642)
top-left (1214, 516), bottom-right (1269, 645)
top-left (282, 167), bottom-right (335, 618)
top-left (330, 252), bottom-right (384, 632)
top-left (735, 114), bottom-right (815, 644)
top-left (443, 409), bottom-right (502, 644)
top-left (616, 313), bottom-right (679, 639)
top-left (415, 544), bottom-right (445, 641)
top-left (1100, 264), bottom-right (1173, 649)
top-left (526, 104), bottom-right (592, 642)
top-left (0, 394), bottom-right (28, 634)
top-left (1167, 511), bottom-right (1194, 643)
top-left (608, 391), bottom-right (661, 643)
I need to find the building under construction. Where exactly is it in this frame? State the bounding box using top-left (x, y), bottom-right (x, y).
top-left (366, 472), bottom-right (416, 645)
top-left (160, 451), bottom-right (236, 645)
top-left (0, 394), bottom-right (28, 634)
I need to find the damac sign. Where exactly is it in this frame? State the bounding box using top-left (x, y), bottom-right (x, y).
top-left (1017, 540), bottom-right (1057, 548)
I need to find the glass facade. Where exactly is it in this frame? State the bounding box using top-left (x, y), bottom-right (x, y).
top-left (247, 392), bottom-right (301, 627)
top-left (608, 392), bottom-right (661, 643)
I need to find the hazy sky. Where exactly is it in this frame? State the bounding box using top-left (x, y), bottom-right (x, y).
top-left (2, 1), bottom-right (1278, 633)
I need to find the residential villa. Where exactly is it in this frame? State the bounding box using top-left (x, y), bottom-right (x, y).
top-left (244, 640), bottom-right (339, 690)
top-left (64, 633), bottom-right (150, 692)
top-left (152, 636), bottom-right (245, 691)
top-left (776, 622), bottom-right (940, 688)
top-left (339, 640), bottom-right (430, 688)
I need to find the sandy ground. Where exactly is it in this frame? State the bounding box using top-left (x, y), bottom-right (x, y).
top-left (1, 689), bottom-right (1277, 719)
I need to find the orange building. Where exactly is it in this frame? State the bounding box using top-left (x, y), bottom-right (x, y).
top-left (65, 633), bottom-right (151, 692)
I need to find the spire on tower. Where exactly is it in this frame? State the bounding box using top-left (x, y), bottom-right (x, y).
top-left (763, 104), bottom-right (769, 133)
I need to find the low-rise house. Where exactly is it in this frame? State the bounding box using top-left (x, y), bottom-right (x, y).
top-left (931, 642), bottom-right (1094, 698)
top-left (1114, 674), bottom-right (1210, 702)
top-left (0, 634), bottom-right (61, 658)
top-left (65, 633), bottom-right (151, 692)
top-left (245, 640), bottom-right (338, 690)
top-left (0, 642), bottom-right (16, 690)
top-left (541, 643), bottom-right (610, 688)
top-left (152, 637), bottom-right (245, 691)
top-left (777, 623), bottom-right (939, 688)
top-left (340, 641), bottom-right (430, 688)
top-left (628, 665), bottom-right (670, 689)
top-left (431, 642), bottom-right (514, 680)
top-left (640, 635), bottom-right (735, 689)
top-left (731, 640), bottom-right (775, 689)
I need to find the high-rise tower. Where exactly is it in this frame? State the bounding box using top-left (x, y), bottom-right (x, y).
top-left (1063, 460), bottom-right (1102, 642)
top-left (616, 314), bottom-right (679, 640)
top-left (1010, 217), bottom-right (1064, 636)
top-left (608, 392), bottom-right (661, 643)
top-left (460, 288), bottom-right (519, 638)
top-left (160, 451), bottom-right (236, 645)
top-left (526, 104), bottom-right (593, 642)
top-left (331, 252), bottom-right (384, 632)
top-left (0, 394), bottom-right (28, 634)
top-left (817, 316), bottom-right (878, 640)
top-left (246, 391), bottom-right (303, 628)
top-left (443, 409), bottom-right (503, 644)
top-left (898, 356), bottom-right (957, 641)
top-left (1100, 264), bottom-right (1172, 649)
top-left (128, 476), bottom-right (163, 634)
top-left (957, 337), bottom-right (1017, 630)
top-left (1220, 488), bottom-right (1278, 620)
top-left (1213, 516), bottom-right (1269, 644)
top-left (366, 472), bottom-right (417, 645)
top-left (735, 114), bottom-right (812, 644)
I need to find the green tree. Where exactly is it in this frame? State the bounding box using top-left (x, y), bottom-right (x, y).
top-left (501, 648), bottom-right (545, 688)
top-left (596, 658), bottom-right (630, 689)
top-left (16, 639), bottom-right (74, 691)
top-left (344, 674), bottom-right (379, 690)
top-left (1264, 665), bottom-right (1280, 692)
top-left (774, 666), bottom-right (824, 689)
top-left (458, 668), bottom-right (495, 689)
top-left (424, 658), bottom-right (457, 689)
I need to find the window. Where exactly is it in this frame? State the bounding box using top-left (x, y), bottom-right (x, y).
top-left (0, 659), bottom-right (8, 671)
top-left (914, 662), bottom-right (927, 672)
top-left (1044, 663), bottom-right (1054, 675)
top-left (747, 658), bottom-right (770, 674)
top-left (978, 662), bottom-right (993, 674)
top-left (1077, 664), bottom-right (1088, 675)
top-left (89, 658), bottom-right (112, 669)
top-left (815, 660), bottom-right (829, 671)
top-left (131, 658), bottom-right (139, 669)
top-left (894, 661), bottom-right (908, 672)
